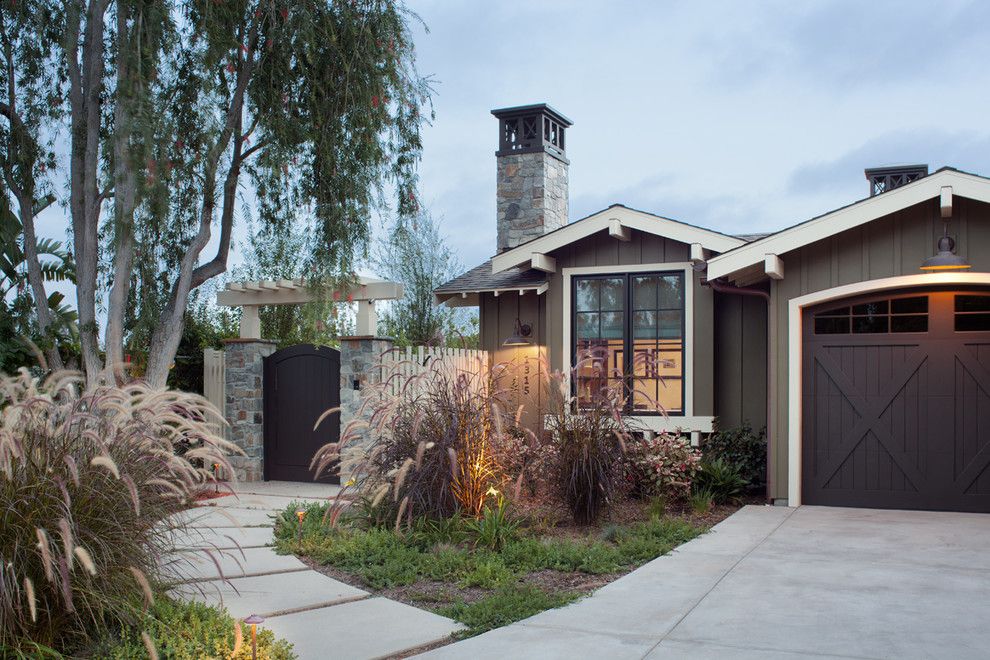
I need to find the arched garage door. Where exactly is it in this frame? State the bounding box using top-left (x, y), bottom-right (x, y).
top-left (802, 288), bottom-right (990, 512)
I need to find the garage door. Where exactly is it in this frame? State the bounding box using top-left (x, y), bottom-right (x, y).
top-left (802, 289), bottom-right (990, 512)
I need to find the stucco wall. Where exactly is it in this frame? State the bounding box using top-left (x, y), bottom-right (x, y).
top-left (767, 195), bottom-right (990, 500)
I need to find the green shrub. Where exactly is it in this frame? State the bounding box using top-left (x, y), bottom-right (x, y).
top-left (440, 586), bottom-right (580, 638)
top-left (702, 424), bottom-right (767, 491)
top-left (98, 598), bottom-right (295, 659)
top-left (624, 433), bottom-right (702, 500)
top-left (0, 371), bottom-right (237, 653)
top-left (693, 457), bottom-right (748, 504)
top-left (689, 488), bottom-right (715, 515)
top-left (466, 500), bottom-right (520, 550)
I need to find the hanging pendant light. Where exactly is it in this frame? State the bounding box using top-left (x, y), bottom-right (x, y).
top-left (920, 224), bottom-right (971, 271)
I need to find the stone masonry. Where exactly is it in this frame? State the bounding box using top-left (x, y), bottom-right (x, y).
top-left (224, 339), bottom-right (276, 481)
top-left (338, 336), bottom-right (394, 483)
top-left (496, 150), bottom-right (569, 252)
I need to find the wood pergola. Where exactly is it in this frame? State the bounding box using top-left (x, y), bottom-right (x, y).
top-left (216, 276), bottom-right (404, 338)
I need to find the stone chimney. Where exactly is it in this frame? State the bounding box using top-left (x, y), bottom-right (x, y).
top-left (492, 104), bottom-right (572, 253)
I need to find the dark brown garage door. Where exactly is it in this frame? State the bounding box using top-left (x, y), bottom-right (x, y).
top-left (263, 344), bottom-right (340, 483)
top-left (803, 289), bottom-right (990, 512)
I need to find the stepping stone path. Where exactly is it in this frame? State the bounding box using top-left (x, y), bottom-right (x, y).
top-left (171, 481), bottom-right (461, 659)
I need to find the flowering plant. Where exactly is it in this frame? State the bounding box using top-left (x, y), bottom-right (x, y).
top-left (624, 433), bottom-right (701, 500)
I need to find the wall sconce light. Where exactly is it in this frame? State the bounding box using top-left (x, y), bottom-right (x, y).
top-left (243, 614), bottom-right (265, 660)
top-left (921, 221), bottom-right (971, 272)
top-left (502, 318), bottom-right (533, 347)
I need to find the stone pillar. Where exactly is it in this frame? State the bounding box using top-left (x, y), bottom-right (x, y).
top-left (224, 339), bottom-right (276, 481)
top-left (338, 335), bottom-right (394, 483)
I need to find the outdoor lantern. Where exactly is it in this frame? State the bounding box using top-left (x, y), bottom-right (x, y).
top-left (295, 508), bottom-right (306, 545)
top-left (921, 224), bottom-right (971, 271)
top-left (503, 318), bottom-right (533, 347)
top-left (243, 614), bottom-right (265, 660)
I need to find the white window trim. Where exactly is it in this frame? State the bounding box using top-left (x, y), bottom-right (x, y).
top-left (563, 262), bottom-right (709, 430)
top-left (787, 271), bottom-right (990, 506)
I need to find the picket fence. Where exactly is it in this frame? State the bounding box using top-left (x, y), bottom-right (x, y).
top-left (379, 346), bottom-right (490, 396)
top-left (202, 348), bottom-right (229, 439)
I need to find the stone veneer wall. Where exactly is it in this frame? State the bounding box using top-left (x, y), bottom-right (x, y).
top-left (223, 339), bottom-right (276, 481)
top-left (338, 336), bottom-right (394, 483)
top-left (496, 150), bottom-right (568, 252)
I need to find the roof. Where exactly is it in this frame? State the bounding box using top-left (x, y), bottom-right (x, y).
top-left (707, 167), bottom-right (990, 282)
top-left (491, 204), bottom-right (747, 274)
top-left (435, 259), bottom-right (548, 307)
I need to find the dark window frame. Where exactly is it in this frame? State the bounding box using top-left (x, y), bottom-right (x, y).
top-left (813, 294), bottom-right (929, 336)
top-left (571, 271), bottom-right (686, 416)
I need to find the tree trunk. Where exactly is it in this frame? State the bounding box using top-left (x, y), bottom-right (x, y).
top-left (17, 195), bottom-right (64, 371)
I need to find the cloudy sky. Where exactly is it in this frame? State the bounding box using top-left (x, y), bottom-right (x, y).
top-left (404, 0), bottom-right (990, 271)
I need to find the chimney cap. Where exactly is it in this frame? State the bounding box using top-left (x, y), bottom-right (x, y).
top-left (491, 103), bottom-right (573, 127)
top-left (864, 164), bottom-right (928, 196)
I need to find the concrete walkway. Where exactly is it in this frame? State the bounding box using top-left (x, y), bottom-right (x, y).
top-left (172, 481), bottom-right (461, 659)
top-left (420, 505), bottom-right (990, 660)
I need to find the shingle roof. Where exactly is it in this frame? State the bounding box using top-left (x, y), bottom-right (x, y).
top-left (435, 259), bottom-right (547, 294)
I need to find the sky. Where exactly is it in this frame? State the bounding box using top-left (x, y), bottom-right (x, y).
top-left (401, 0), bottom-right (990, 272)
top-left (29, 0), bottom-right (990, 304)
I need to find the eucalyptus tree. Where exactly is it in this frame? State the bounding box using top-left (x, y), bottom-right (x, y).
top-left (0, 0), bottom-right (66, 369)
top-left (55, 0), bottom-right (430, 386)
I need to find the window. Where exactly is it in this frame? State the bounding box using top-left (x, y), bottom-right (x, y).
top-left (955, 295), bottom-right (990, 332)
top-left (573, 272), bottom-right (684, 415)
top-left (813, 296), bottom-right (928, 335)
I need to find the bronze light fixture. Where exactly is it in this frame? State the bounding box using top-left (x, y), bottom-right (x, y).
top-left (920, 223), bottom-right (971, 272)
top-left (503, 318), bottom-right (532, 347)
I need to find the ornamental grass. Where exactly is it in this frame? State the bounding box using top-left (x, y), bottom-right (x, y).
top-left (0, 370), bottom-right (238, 654)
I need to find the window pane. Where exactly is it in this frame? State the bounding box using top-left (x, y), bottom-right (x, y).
top-left (815, 317), bottom-right (849, 334)
top-left (891, 315), bottom-right (928, 333)
top-left (956, 295), bottom-right (990, 313)
top-left (575, 278), bottom-right (599, 312)
top-left (632, 276), bottom-right (657, 310)
top-left (601, 311), bottom-right (623, 339)
top-left (633, 311), bottom-right (657, 339)
top-left (658, 311), bottom-right (682, 339)
top-left (818, 306), bottom-right (849, 317)
top-left (576, 312), bottom-right (599, 339)
top-left (956, 313), bottom-right (990, 332)
top-left (891, 296), bottom-right (928, 314)
top-left (659, 275), bottom-right (683, 309)
top-left (853, 300), bottom-right (888, 316)
top-left (600, 278), bottom-right (624, 311)
top-left (656, 376), bottom-right (683, 414)
top-left (853, 315), bottom-right (889, 333)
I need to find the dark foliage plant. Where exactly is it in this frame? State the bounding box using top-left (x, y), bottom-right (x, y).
top-left (702, 423), bottom-right (767, 491)
top-left (693, 457), bottom-right (748, 504)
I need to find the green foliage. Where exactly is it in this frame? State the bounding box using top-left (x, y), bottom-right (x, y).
top-left (624, 433), bottom-right (702, 501)
top-left (702, 424), bottom-right (767, 491)
top-left (690, 488), bottom-right (715, 515)
top-left (465, 500), bottom-right (520, 551)
top-left (165, 290), bottom-right (239, 393)
top-left (372, 212), bottom-right (465, 346)
top-left (693, 457), bottom-right (748, 504)
top-left (0, 371), bottom-right (237, 652)
top-left (439, 586), bottom-right (580, 638)
top-left (97, 598), bottom-right (295, 659)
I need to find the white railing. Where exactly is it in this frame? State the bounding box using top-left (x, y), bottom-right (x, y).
top-left (203, 348), bottom-right (228, 439)
top-left (380, 346), bottom-right (490, 396)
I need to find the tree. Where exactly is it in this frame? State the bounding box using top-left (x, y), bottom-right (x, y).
top-left (0, 0), bottom-right (67, 370)
top-left (44, 0), bottom-right (431, 386)
top-left (372, 212), bottom-right (468, 346)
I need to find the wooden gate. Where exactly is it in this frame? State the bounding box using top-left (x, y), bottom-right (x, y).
top-left (263, 344), bottom-right (340, 483)
top-left (802, 289), bottom-right (990, 512)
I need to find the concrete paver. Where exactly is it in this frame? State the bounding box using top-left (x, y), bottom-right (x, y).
top-left (419, 505), bottom-right (990, 660)
top-left (169, 546), bottom-right (307, 581)
top-left (172, 525), bottom-right (275, 550)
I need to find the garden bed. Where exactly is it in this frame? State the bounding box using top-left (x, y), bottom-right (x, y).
top-left (275, 498), bottom-right (745, 642)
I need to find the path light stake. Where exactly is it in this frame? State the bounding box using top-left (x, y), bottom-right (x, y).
top-left (296, 508), bottom-right (306, 547)
top-left (244, 614), bottom-right (264, 660)
top-left (212, 463), bottom-right (220, 494)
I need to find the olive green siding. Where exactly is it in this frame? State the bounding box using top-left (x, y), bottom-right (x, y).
top-left (714, 292), bottom-right (768, 430)
top-left (768, 196), bottom-right (990, 500)
top-left (479, 228), bottom-right (718, 420)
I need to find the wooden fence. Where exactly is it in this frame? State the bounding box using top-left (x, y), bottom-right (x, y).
top-left (203, 348), bottom-right (228, 439)
top-left (380, 346), bottom-right (490, 396)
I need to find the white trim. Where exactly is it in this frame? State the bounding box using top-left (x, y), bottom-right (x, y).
top-left (764, 254), bottom-right (784, 280)
top-left (940, 186), bottom-right (953, 218)
top-left (708, 169), bottom-right (990, 281)
top-left (531, 253), bottom-right (557, 273)
top-left (609, 218), bottom-right (631, 241)
top-left (562, 261), bottom-right (695, 419)
top-left (493, 206), bottom-right (745, 274)
top-left (690, 243), bottom-right (705, 263)
top-left (631, 416), bottom-right (714, 434)
top-left (786, 271), bottom-right (990, 506)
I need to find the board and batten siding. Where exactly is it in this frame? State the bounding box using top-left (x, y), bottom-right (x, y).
top-left (714, 292), bottom-right (768, 430)
top-left (768, 195), bottom-right (990, 500)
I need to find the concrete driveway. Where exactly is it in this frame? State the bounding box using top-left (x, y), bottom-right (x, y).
top-left (421, 505), bottom-right (990, 659)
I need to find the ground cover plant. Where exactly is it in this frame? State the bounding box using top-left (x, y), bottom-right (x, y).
top-left (274, 499), bottom-right (714, 638)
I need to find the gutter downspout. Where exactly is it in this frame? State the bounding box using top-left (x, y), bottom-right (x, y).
top-left (698, 267), bottom-right (775, 505)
